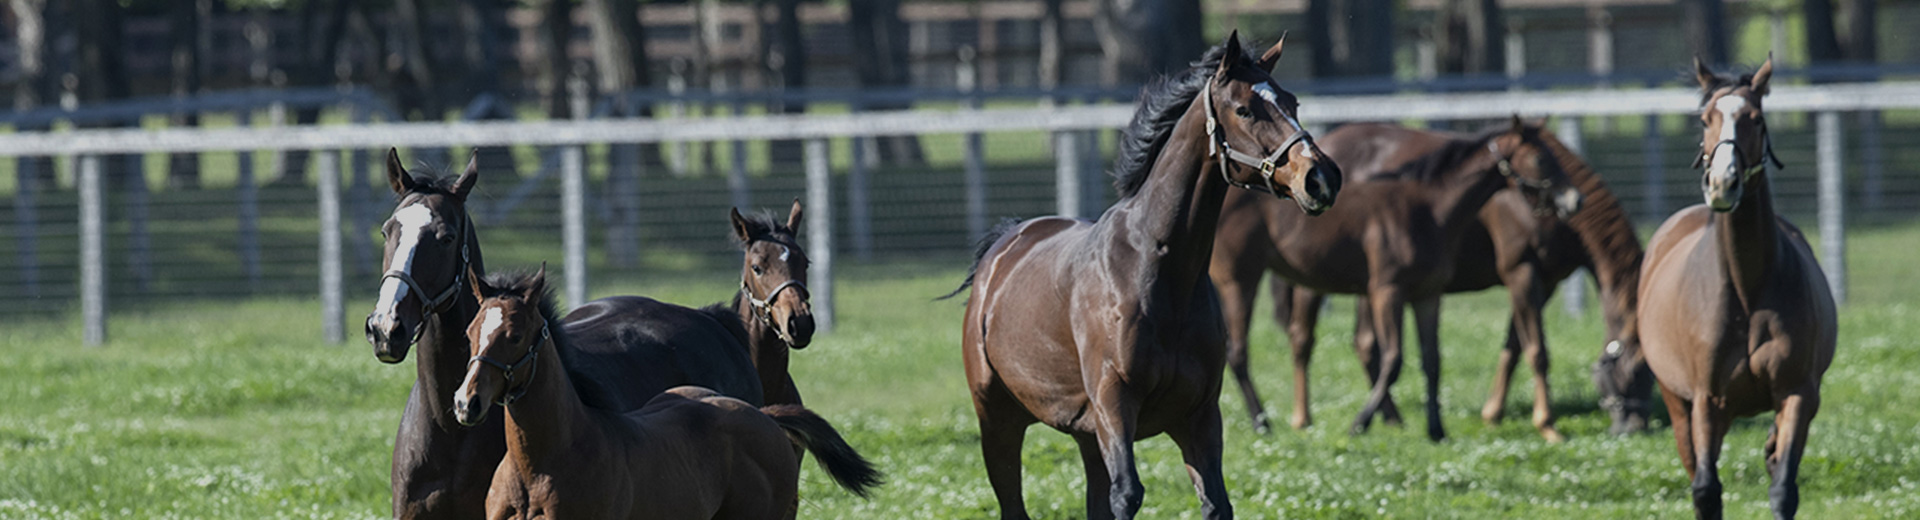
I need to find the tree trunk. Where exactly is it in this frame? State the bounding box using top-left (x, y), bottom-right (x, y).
top-left (1681, 0), bottom-right (1728, 67)
top-left (166, 0), bottom-right (209, 190)
top-left (1038, 0), bottom-right (1065, 98)
top-left (849, 0), bottom-right (923, 166)
top-left (1307, 0), bottom-right (1395, 82)
top-left (389, 0), bottom-right (449, 167)
top-left (1091, 0), bottom-right (1206, 86)
top-left (278, 0), bottom-right (354, 186)
top-left (1435, 0), bottom-right (1505, 75)
top-left (766, 0), bottom-right (807, 167)
top-left (10, 0), bottom-right (57, 190)
top-left (584, 0), bottom-right (652, 268)
top-left (538, 0), bottom-right (575, 120)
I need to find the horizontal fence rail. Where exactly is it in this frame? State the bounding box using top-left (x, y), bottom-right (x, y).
top-left (3, 82), bottom-right (1903, 344)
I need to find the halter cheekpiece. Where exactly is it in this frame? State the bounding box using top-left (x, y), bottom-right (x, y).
top-left (1202, 82), bottom-right (1312, 196)
top-left (381, 206), bottom-right (473, 344)
top-left (470, 319), bottom-right (550, 407)
top-left (739, 236), bottom-right (809, 346)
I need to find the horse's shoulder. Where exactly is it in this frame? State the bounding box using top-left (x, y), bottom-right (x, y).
top-left (1643, 205), bottom-right (1713, 270)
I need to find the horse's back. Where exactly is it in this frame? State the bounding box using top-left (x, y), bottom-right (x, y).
top-left (562, 296), bottom-right (765, 410)
top-left (624, 387), bottom-right (799, 519)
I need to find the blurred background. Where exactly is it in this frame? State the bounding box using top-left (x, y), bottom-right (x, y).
top-left (0, 0), bottom-right (1910, 322)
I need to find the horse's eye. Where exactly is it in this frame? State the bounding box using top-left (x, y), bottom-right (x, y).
top-left (752, 264), bottom-right (765, 276)
top-left (438, 234), bottom-right (454, 245)
top-left (1234, 106), bottom-right (1253, 119)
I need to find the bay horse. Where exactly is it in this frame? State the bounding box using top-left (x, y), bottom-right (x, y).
top-left (363, 150), bottom-right (762, 518)
top-left (714, 200), bottom-right (815, 406)
top-left (1208, 117), bottom-right (1582, 442)
top-left (949, 32), bottom-right (1341, 519)
top-left (453, 267), bottom-right (881, 519)
top-left (1638, 57), bottom-right (1835, 519)
top-left (1215, 122), bottom-right (1653, 440)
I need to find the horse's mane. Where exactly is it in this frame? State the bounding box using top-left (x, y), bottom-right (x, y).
top-left (479, 269), bottom-right (579, 369)
top-left (1374, 126), bottom-right (1508, 182)
top-left (1538, 128), bottom-right (1644, 295)
top-left (1110, 42), bottom-right (1262, 198)
top-left (394, 164), bottom-right (467, 201)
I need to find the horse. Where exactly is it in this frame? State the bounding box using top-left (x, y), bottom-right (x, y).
top-left (1637, 57), bottom-right (1835, 519)
top-left (713, 200), bottom-right (815, 406)
top-left (1207, 117), bottom-right (1582, 442)
top-left (948, 32), bottom-right (1340, 519)
top-left (1213, 121), bottom-right (1651, 440)
top-left (362, 150), bottom-right (762, 518)
top-left (452, 267), bottom-right (881, 519)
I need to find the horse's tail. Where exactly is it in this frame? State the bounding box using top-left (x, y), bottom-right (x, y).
top-left (761, 405), bottom-right (883, 498)
top-left (936, 218), bottom-right (1022, 301)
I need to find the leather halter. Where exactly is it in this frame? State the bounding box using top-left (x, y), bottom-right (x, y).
top-left (1201, 82), bottom-right (1312, 196)
top-left (1693, 127), bottom-right (1785, 175)
top-left (739, 236), bottom-right (809, 345)
top-left (469, 319), bottom-right (549, 407)
top-left (381, 207), bottom-right (472, 344)
top-left (1486, 140), bottom-right (1555, 190)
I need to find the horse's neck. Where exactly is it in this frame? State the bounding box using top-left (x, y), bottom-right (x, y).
top-left (414, 224), bottom-right (487, 429)
top-left (1560, 180), bottom-right (1644, 340)
top-left (1431, 145), bottom-right (1509, 232)
top-left (503, 336), bottom-right (593, 470)
top-left (1118, 99), bottom-right (1229, 293)
top-left (1709, 171), bottom-right (1780, 308)
top-left (734, 293), bottom-right (790, 374)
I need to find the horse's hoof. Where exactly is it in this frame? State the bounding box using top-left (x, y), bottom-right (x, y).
top-left (1349, 422), bottom-right (1371, 436)
top-left (1539, 427), bottom-right (1567, 444)
top-left (1290, 415), bottom-right (1312, 431)
top-left (1427, 426), bottom-right (1447, 442)
top-left (1253, 422), bottom-right (1272, 436)
top-left (1481, 403), bottom-right (1505, 425)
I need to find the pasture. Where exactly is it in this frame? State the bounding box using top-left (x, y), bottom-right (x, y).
top-left (2, 222), bottom-right (1917, 519)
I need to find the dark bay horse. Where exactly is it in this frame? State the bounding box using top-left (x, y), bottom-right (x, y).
top-left (454, 267), bottom-right (880, 519)
top-left (1638, 57), bottom-right (1835, 519)
top-left (950, 33), bottom-right (1340, 519)
top-left (1215, 122), bottom-right (1652, 440)
top-left (363, 150), bottom-right (762, 518)
top-left (1208, 118), bottom-right (1581, 442)
top-left (714, 201), bottom-right (815, 406)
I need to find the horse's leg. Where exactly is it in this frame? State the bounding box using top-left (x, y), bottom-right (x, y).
top-left (1767, 392), bottom-right (1820, 520)
top-left (1411, 295), bottom-right (1447, 442)
top-left (1481, 318), bottom-right (1522, 425)
top-left (1352, 287), bottom-right (1406, 435)
top-left (1507, 268), bottom-right (1563, 442)
top-left (1091, 390), bottom-right (1144, 519)
top-left (1168, 402), bottom-right (1233, 520)
top-left (1217, 270), bottom-right (1269, 434)
top-left (1283, 284), bottom-right (1324, 430)
top-left (1073, 433), bottom-right (1113, 520)
top-left (1350, 294), bottom-right (1403, 426)
top-left (1661, 383), bottom-right (1699, 480)
top-left (975, 390), bottom-right (1034, 520)
top-left (1688, 392), bottom-right (1728, 520)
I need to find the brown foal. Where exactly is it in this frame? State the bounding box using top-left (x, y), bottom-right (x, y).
top-left (454, 267), bottom-right (880, 519)
top-left (1638, 57), bottom-right (1835, 519)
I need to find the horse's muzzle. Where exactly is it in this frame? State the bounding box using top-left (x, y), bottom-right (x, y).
top-left (785, 312), bottom-right (816, 349)
top-left (367, 313), bottom-right (412, 364)
top-left (1294, 163), bottom-right (1340, 216)
top-left (452, 394), bottom-right (488, 427)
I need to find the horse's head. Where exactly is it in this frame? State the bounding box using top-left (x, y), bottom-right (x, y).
top-left (1592, 330), bottom-right (1655, 436)
top-left (366, 148), bottom-right (479, 364)
top-left (1693, 55), bottom-right (1779, 212)
top-left (1202, 31), bottom-right (1340, 215)
top-left (454, 265), bottom-right (551, 427)
top-left (1487, 116), bottom-right (1583, 219)
top-left (731, 200), bottom-right (814, 349)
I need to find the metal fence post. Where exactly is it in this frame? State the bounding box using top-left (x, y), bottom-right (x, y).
top-left (237, 113), bottom-right (262, 293)
top-left (1816, 111), bottom-right (1847, 305)
top-left (318, 150), bottom-right (344, 344)
top-left (804, 138), bottom-right (835, 333)
top-left (1055, 131), bottom-right (1082, 218)
top-left (1642, 114), bottom-right (1666, 223)
top-left (849, 136), bottom-right (873, 261)
top-left (79, 155), bottom-right (107, 346)
top-left (562, 145), bottom-right (588, 311)
top-left (959, 46), bottom-right (988, 241)
top-left (1555, 117), bottom-right (1589, 317)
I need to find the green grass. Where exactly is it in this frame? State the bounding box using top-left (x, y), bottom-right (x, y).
top-left (3, 222), bottom-right (1919, 518)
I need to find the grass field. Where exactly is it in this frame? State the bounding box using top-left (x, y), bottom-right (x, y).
top-left (3, 221), bottom-right (1918, 519)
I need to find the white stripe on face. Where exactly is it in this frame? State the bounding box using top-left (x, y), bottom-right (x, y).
top-left (1707, 95), bottom-right (1746, 176)
top-left (1253, 82), bottom-right (1313, 159)
top-left (779, 245), bottom-right (790, 262)
top-left (374, 204), bottom-right (436, 318)
top-left (477, 307), bottom-right (504, 352)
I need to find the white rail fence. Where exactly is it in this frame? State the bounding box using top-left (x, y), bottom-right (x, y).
top-left (5, 82), bottom-right (1904, 345)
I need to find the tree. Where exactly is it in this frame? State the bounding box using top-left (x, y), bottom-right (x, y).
top-left (1307, 0), bottom-right (1395, 82)
top-left (276, 0), bottom-right (353, 186)
top-left (848, 0), bottom-right (923, 166)
top-left (166, 0), bottom-right (210, 190)
top-left (1090, 0), bottom-right (1206, 86)
top-left (1434, 0), bottom-right (1505, 76)
top-left (9, 0), bottom-right (58, 189)
top-left (583, 0), bottom-right (653, 267)
top-left (765, 0), bottom-right (807, 165)
top-left (1681, 0), bottom-right (1728, 68)
top-left (536, 0), bottom-right (576, 120)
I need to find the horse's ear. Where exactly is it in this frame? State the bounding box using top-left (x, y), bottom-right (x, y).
top-left (1256, 32), bottom-right (1287, 73)
top-left (1510, 113), bottom-right (1527, 133)
top-left (450, 150), bottom-right (480, 201)
top-left (527, 263), bottom-right (548, 301)
top-left (467, 265), bottom-right (491, 302)
top-left (786, 198), bottom-right (804, 232)
top-left (1693, 56), bottom-right (1717, 90)
top-left (1215, 30), bottom-right (1244, 82)
top-left (729, 207), bottom-right (754, 243)
top-left (1750, 53), bottom-right (1774, 96)
top-left (386, 148), bottom-right (417, 195)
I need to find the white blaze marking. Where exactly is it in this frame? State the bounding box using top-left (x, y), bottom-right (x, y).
top-left (477, 307), bottom-right (504, 351)
top-left (374, 204), bottom-right (436, 318)
top-left (1707, 95), bottom-right (1746, 177)
top-left (1253, 81), bottom-right (1310, 158)
top-left (779, 245), bottom-right (790, 262)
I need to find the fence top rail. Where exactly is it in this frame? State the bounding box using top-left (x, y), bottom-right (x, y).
top-left (4, 82), bottom-right (1919, 156)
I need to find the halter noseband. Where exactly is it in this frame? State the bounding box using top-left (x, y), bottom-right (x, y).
top-left (740, 236), bottom-right (810, 345)
top-left (469, 319), bottom-right (549, 407)
top-left (381, 207), bottom-right (472, 344)
top-left (1486, 140), bottom-right (1556, 191)
top-left (1202, 83), bottom-right (1312, 196)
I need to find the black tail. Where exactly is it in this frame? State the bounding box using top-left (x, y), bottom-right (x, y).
top-left (936, 218), bottom-right (1022, 301)
top-left (762, 405), bottom-right (883, 498)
